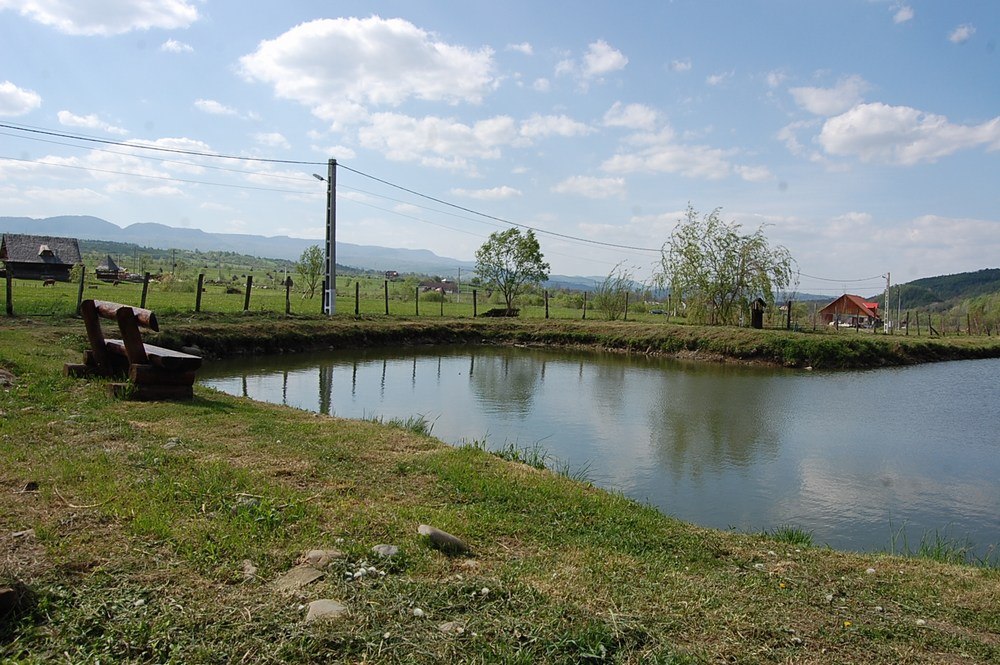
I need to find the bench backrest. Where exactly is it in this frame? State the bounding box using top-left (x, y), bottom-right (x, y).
top-left (81, 299), bottom-right (158, 368)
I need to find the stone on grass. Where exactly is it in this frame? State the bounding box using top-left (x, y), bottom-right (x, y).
top-left (418, 525), bottom-right (470, 555)
top-left (372, 544), bottom-right (398, 558)
top-left (302, 549), bottom-right (342, 569)
top-left (438, 621), bottom-right (465, 635)
top-left (274, 566), bottom-right (323, 593)
top-left (242, 559), bottom-right (258, 581)
top-left (305, 599), bottom-right (347, 623)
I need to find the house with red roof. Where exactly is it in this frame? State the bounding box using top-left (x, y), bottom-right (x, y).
top-left (818, 294), bottom-right (881, 328)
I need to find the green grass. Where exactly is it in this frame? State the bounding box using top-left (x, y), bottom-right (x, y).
top-left (3, 317), bottom-right (1000, 663)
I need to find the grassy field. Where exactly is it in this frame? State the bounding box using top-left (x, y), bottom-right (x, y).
top-left (2, 314), bottom-right (999, 663)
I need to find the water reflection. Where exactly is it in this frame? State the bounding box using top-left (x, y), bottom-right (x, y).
top-left (199, 348), bottom-right (1000, 558)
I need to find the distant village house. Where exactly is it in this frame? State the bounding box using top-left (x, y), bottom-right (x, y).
top-left (0, 233), bottom-right (82, 282)
top-left (818, 294), bottom-right (881, 328)
top-left (419, 279), bottom-right (459, 295)
top-left (95, 254), bottom-right (128, 282)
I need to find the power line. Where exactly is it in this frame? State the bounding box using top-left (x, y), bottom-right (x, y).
top-left (797, 271), bottom-right (885, 283)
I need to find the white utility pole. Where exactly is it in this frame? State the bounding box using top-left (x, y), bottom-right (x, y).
top-left (313, 159), bottom-right (337, 315)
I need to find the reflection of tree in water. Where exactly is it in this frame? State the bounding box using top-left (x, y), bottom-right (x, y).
top-left (649, 364), bottom-right (785, 479)
top-left (468, 349), bottom-right (543, 415)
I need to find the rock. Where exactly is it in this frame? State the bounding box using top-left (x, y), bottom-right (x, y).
top-left (12, 529), bottom-right (35, 539)
top-left (0, 368), bottom-right (16, 387)
top-left (418, 525), bottom-right (470, 555)
top-left (302, 549), bottom-right (342, 569)
top-left (164, 437), bottom-right (181, 449)
top-left (242, 559), bottom-right (258, 581)
top-left (305, 599), bottom-right (348, 623)
top-left (438, 621), bottom-right (465, 635)
top-left (412, 607), bottom-right (425, 618)
top-left (273, 566), bottom-right (323, 593)
top-left (372, 544), bottom-right (398, 558)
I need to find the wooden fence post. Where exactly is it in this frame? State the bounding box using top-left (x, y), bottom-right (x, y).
top-left (786, 299), bottom-right (792, 330)
top-left (624, 292), bottom-right (629, 321)
top-left (196, 273), bottom-right (204, 312)
top-left (545, 290), bottom-right (549, 319)
top-left (140, 272), bottom-right (151, 309)
top-left (582, 291), bottom-right (587, 320)
top-left (415, 286), bottom-right (419, 316)
top-left (440, 293), bottom-right (444, 317)
top-left (384, 280), bottom-right (389, 315)
top-left (473, 289), bottom-right (477, 317)
top-left (76, 266), bottom-right (86, 315)
top-left (243, 275), bottom-right (253, 311)
top-left (355, 281), bottom-right (360, 316)
top-left (285, 280), bottom-right (291, 315)
top-left (320, 280), bottom-right (326, 314)
top-left (4, 270), bottom-right (12, 316)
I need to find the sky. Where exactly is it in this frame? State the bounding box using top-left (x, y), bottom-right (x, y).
top-left (1, 0), bottom-right (998, 294)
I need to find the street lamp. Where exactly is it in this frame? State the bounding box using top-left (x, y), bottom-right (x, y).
top-left (312, 158), bottom-right (337, 315)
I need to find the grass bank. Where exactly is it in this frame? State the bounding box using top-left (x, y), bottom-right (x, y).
top-left (2, 316), bottom-right (999, 663)
top-left (149, 311), bottom-right (1000, 369)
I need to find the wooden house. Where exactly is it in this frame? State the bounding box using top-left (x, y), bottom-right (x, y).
top-left (818, 294), bottom-right (880, 327)
top-left (0, 233), bottom-right (82, 282)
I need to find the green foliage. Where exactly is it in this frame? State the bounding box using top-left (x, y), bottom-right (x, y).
top-left (659, 205), bottom-right (795, 326)
top-left (474, 228), bottom-right (550, 313)
top-left (593, 263), bottom-right (633, 321)
top-left (295, 245), bottom-right (324, 299)
top-left (767, 525), bottom-right (814, 547)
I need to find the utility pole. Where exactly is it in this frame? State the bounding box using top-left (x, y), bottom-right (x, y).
top-left (314, 159), bottom-right (337, 315)
top-left (884, 272), bottom-right (891, 334)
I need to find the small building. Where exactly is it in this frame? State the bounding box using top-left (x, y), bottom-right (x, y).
top-left (419, 279), bottom-right (459, 294)
top-left (0, 233), bottom-right (82, 282)
top-left (385, 270), bottom-right (400, 281)
top-left (818, 294), bottom-right (880, 328)
top-left (95, 254), bottom-right (127, 282)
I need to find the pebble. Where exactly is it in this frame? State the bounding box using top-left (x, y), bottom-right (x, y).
top-left (412, 608), bottom-right (425, 618)
top-left (302, 549), bottom-right (342, 570)
top-left (438, 621), bottom-right (465, 635)
top-left (915, 619), bottom-right (927, 627)
top-left (865, 568), bottom-right (876, 575)
top-left (372, 544), bottom-right (399, 558)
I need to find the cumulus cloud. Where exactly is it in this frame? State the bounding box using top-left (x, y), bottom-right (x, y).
top-left (892, 4), bottom-right (914, 24)
top-left (603, 102), bottom-right (659, 131)
top-left (552, 175), bottom-right (626, 199)
top-left (0, 80), bottom-right (41, 116)
top-left (734, 165), bottom-right (773, 182)
top-left (239, 17), bottom-right (496, 127)
top-left (160, 38), bottom-right (193, 53)
top-left (948, 24), bottom-right (975, 44)
top-left (818, 102), bottom-right (1000, 165)
top-left (57, 110), bottom-right (128, 135)
top-left (194, 99), bottom-right (238, 116)
top-left (706, 71), bottom-right (733, 87)
top-left (0, 0), bottom-right (199, 36)
top-left (601, 128), bottom-right (736, 180)
top-left (583, 40), bottom-right (628, 77)
top-left (519, 113), bottom-right (591, 139)
top-left (357, 112), bottom-right (517, 169)
top-left (669, 58), bottom-right (691, 73)
top-left (450, 186), bottom-right (522, 200)
top-left (506, 42), bottom-right (533, 55)
top-left (789, 74), bottom-right (869, 116)
top-left (253, 132), bottom-right (290, 149)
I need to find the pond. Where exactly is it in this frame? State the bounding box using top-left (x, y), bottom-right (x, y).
top-left (199, 346), bottom-right (1000, 560)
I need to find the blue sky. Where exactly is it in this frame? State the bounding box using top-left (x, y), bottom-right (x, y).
top-left (1, 1), bottom-right (997, 293)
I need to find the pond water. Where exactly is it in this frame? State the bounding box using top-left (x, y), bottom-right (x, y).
top-left (199, 346), bottom-right (1000, 559)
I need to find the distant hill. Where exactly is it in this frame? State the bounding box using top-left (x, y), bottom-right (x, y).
top-left (865, 269), bottom-right (1000, 310)
top-left (0, 215), bottom-right (475, 276)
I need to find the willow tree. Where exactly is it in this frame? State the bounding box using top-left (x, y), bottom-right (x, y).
top-left (659, 206), bottom-right (795, 325)
top-left (474, 228), bottom-right (550, 314)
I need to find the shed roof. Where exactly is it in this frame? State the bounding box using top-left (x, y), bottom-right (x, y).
top-left (1, 233), bottom-right (82, 266)
top-left (97, 254), bottom-right (122, 272)
top-left (818, 293), bottom-right (879, 317)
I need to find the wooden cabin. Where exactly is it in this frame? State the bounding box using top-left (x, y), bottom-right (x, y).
top-left (818, 294), bottom-right (880, 328)
top-left (0, 233), bottom-right (82, 282)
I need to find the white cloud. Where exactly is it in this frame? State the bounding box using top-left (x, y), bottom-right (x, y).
top-left (603, 102), bottom-right (659, 131)
top-left (0, 80), bottom-right (41, 116)
top-left (194, 99), bottom-right (238, 116)
top-left (706, 70), bottom-right (734, 87)
top-left (160, 38), bottom-right (193, 53)
top-left (253, 132), bottom-right (290, 149)
top-left (765, 70), bottom-right (787, 89)
top-left (789, 74), bottom-right (869, 116)
top-left (0, 0), bottom-right (199, 36)
top-left (818, 102), bottom-right (1000, 165)
top-left (734, 165), bottom-right (773, 182)
top-left (357, 112), bottom-right (518, 169)
top-left (506, 42), bottom-right (533, 55)
top-left (239, 17), bottom-right (496, 127)
top-left (532, 78), bottom-right (551, 92)
top-left (601, 128), bottom-right (736, 180)
top-left (450, 186), bottom-right (522, 200)
top-left (519, 114), bottom-right (591, 139)
top-left (552, 175), bottom-right (626, 199)
top-left (892, 4), bottom-right (914, 24)
top-left (57, 110), bottom-right (128, 135)
top-left (949, 24), bottom-right (975, 44)
top-left (583, 40), bottom-right (628, 77)
top-left (310, 144), bottom-right (357, 160)
top-left (669, 58), bottom-right (691, 73)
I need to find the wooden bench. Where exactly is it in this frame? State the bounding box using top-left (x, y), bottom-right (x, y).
top-left (64, 299), bottom-right (202, 400)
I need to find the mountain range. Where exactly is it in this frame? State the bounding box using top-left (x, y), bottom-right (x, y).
top-left (0, 215), bottom-right (602, 290)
